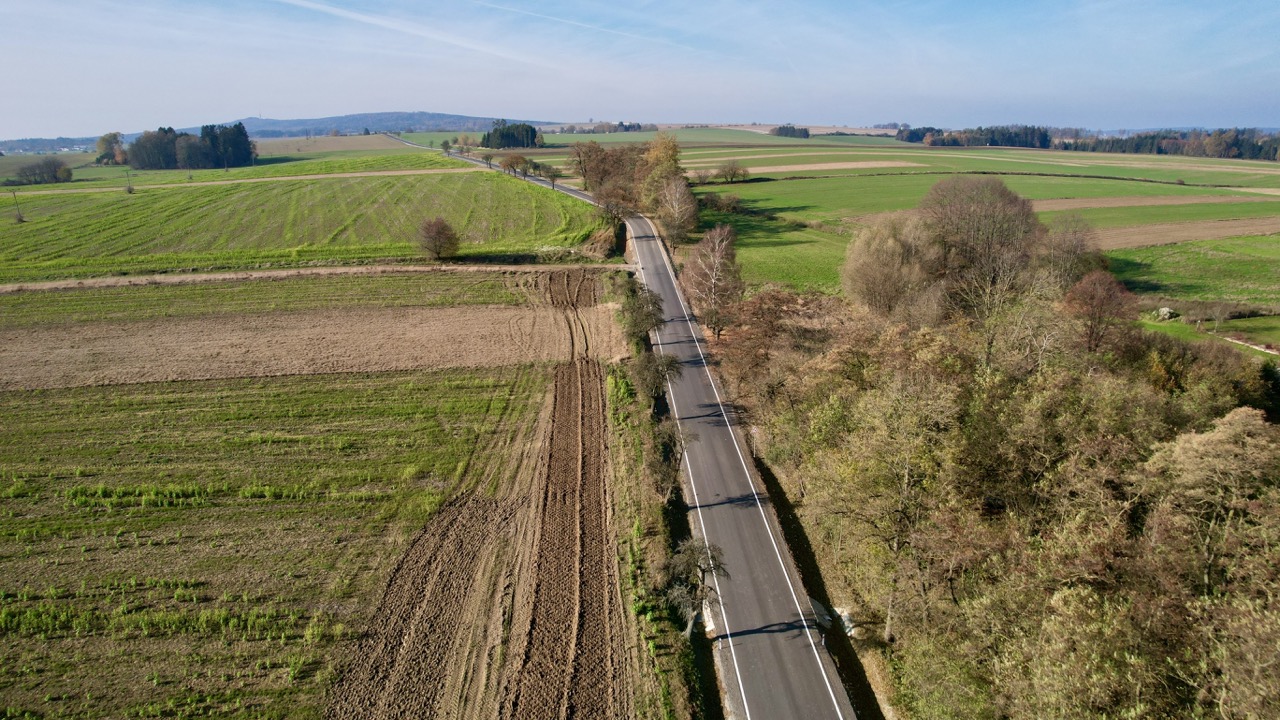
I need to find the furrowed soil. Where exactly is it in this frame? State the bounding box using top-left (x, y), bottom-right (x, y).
top-left (0, 269), bottom-right (627, 390)
top-left (1, 267), bottom-right (649, 717)
top-left (1031, 194), bottom-right (1278, 211)
top-left (1094, 218), bottom-right (1280, 249)
top-left (327, 269), bottom-right (633, 719)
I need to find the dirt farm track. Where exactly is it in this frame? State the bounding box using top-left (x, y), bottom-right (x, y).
top-left (326, 270), bottom-right (636, 718)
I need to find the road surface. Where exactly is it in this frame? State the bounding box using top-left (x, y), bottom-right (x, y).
top-left (403, 137), bottom-right (859, 717)
top-left (628, 215), bottom-right (857, 720)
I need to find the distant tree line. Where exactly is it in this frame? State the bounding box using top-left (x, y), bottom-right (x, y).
top-left (4, 157), bottom-right (73, 186)
top-left (559, 122), bottom-right (660, 135)
top-left (769, 125), bottom-right (810, 139)
top-left (897, 124), bottom-right (1052, 149)
top-left (1061, 128), bottom-right (1280, 160)
top-left (480, 120), bottom-right (543, 149)
top-left (898, 124), bottom-right (1280, 160)
top-left (126, 123), bottom-right (256, 170)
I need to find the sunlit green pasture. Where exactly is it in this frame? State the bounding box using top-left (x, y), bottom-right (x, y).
top-left (29, 147), bottom-right (469, 190)
top-left (0, 152), bottom-right (98, 180)
top-left (1107, 235), bottom-right (1280, 306)
top-left (0, 173), bottom-right (602, 282)
top-left (1219, 315), bottom-right (1280, 348)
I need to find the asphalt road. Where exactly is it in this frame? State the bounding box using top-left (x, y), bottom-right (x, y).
top-left (407, 137), bottom-right (858, 717)
top-left (628, 215), bottom-right (856, 720)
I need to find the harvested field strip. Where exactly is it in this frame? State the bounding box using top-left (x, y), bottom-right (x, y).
top-left (1032, 194), bottom-right (1276, 211)
top-left (1094, 219), bottom-right (1280, 250)
top-left (0, 271), bottom-right (523, 327)
top-left (696, 160), bottom-right (924, 173)
top-left (326, 494), bottom-right (525, 718)
top-left (0, 303), bottom-right (626, 390)
top-left (1042, 200), bottom-right (1280, 229)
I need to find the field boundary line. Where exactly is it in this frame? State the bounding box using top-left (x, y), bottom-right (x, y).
top-left (0, 263), bottom-right (632, 295)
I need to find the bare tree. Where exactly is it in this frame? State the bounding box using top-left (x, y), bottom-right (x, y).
top-left (656, 176), bottom-right (697, 245)
top-left (842, 214), bottom-right (941, 320)
top-left (691, 168), bottom-right (714, 185)
top-left (419, 216), bottom-right (460, 261)
top-left (685, 224), bottom-right (745, 340)
top-left (538, 163), bottom-right (563, 189)
top-left (648, 418), bottom-right (698, 503)
top-left (717, 159), bottom-right (748, 184)
top-left (919, 177), bottom-right (1039, 321)
top-left (634, 351), bottom-right (683, 399)
top-left (1039, 212), bottom-right (1100, 291)
top-left (594, 178), bottom-right (634, 228)
top-left (664, 538), bottom-right (729, 636)
top-left (1063, 270), bottom-right (1133, 352)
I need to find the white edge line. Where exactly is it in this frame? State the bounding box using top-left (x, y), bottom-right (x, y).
top-left (645, 217), bottom-right (849, 719)
top-left (633, 220), bottom-right (752, 719)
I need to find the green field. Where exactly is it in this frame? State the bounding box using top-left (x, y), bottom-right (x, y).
top-left (0, 365), bottom-right (550, 718)
top-left (0, 173), bottom-right (602, 282)
top-left (1042, 200), bottom-right (1280, 228)
top-left (696, 209), bottom-right (844, 292)
top-left (678, 143), bottom-right (1280, 292)
top-left (0, 272), bottom-right (523, 328)
top-left (22, 148), bottom-right (469, 190)
top-left (1107, 235), bottom-right (1280, 306)
top-left (0, 152), bottom-right (98, 179)
top-left (1219, 315), bottom-right (1280, 347)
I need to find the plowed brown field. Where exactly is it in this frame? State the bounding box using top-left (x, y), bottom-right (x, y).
top-left (1095, 218), bottom-right (1280, 249)
top-left (326, 270), bottom-right (633, 719)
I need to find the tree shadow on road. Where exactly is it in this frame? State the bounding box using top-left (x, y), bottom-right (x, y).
top-left (752, 458), bottom-right (887, 720)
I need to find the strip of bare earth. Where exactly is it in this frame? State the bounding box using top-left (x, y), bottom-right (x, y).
top-left (0, 304), bottom-right (626, 390)
top-left (0, 264), bottom-right (632, 295)
top-left (1095, 218), bottom-right (1280, 250)
top-left (1031, 194), bottom-right (1279, 211)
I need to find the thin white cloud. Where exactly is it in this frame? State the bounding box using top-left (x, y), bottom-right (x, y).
top-left (271, 0), bottom-right (559, 69)
top-left (470, 0), bottom-right (703, 54)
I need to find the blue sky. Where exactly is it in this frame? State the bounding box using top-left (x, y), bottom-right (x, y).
top-left (5, 0), bottom-right (1279, 138)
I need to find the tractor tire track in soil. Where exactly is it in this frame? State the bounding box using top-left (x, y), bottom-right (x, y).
top-left (326, 271), bottom-right (630, 719)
